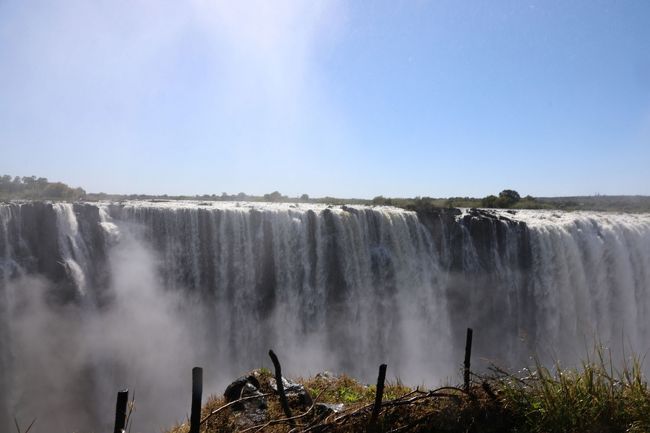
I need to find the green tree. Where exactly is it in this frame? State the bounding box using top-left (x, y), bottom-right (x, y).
top-left (499, 189), bottom-right (521, 203)
top-left (264, 191), bottom-right (283, 202)
top-left (42, 182), bottom-right (67, 198)
top-left (481, 195), bottom-right (499, 208)
top-left (372, 196), bottom-right (394, 205)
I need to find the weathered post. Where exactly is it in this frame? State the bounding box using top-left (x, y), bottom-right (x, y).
top-left (464, 328), bottom-right (473, 392)
top-left (268, 349), bottom-right (295, 428)
top-left (368, 363), bottom-right (387, 432)
top-left (114, 389), bottom-right (129, 433)
top-left (190, 367), bottom-right (203, 433)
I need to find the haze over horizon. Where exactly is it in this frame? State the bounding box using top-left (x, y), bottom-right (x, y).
top-left (1, 1), bottom-right (649, 199)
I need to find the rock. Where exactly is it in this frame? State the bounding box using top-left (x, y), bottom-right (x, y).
top-left (232, 404), bottom-right (268, 429)
top-left (314, 402), bottom-right (345, 417)
top-left (269, 376), bottom-right (313, 407)
top-left (315, 371), bottom-right (338, 382)
top-left (224, 375), bottom-right (262, 403)
top-left (223, 375), bottom-right (269, 428)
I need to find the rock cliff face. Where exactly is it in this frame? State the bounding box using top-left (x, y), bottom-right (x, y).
top-left (415, 207), bottom-right (535, 363)
top-left (1, 201), bottom-right (649, 433)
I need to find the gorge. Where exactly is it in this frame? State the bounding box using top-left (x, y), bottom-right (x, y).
top-left (1, 201), bottom-right (649, 432)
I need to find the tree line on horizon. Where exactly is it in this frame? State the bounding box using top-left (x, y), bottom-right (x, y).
top-left (372, 189), bottom-right (544, 210)
top-left (0, 175), bottom-right (86, 201)
top-left (2, 174), bottom-right (650, 212)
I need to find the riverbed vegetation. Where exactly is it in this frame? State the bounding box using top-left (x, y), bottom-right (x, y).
top-left (165, 349), bottom-right (650, 433)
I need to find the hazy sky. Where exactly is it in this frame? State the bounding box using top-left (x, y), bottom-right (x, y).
top-left (1, 0), bottom-right (649, 198)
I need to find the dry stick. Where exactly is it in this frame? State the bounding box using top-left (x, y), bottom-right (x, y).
top-left (383, 392), bottom-right (461, 407)
top-left (13, 417), bottom-right (37, 433)
top-left (464, 328), bottom-right (473, 393)
top-left (381, 388), bottom-right (473, 433)
top-left (125, 389), bottom-right (136, 433)
top-left (190, 367), bottom-right (203, 433)
top-left (23, 418), bottom-right (37, 433)
top-left (368, 363), bottom-right (387, 432)
top-left (200, 393), bottom-right (273, 425)
top-left (268, 349), bottom-right (296, 429)
top-left (348, 389), bottom-right (465, 427)
top-left (114, 389), bottom-right (129, 433)
top-left (300, 389), bottom-right (426, 433)
top-left (300, 404), bottom-right (375, 433)
top-left (238, 385), bottom-right (332, 433)
top-left (303, 386), bottom-right (458, 433)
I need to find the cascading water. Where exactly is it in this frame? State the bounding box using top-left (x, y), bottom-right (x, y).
top-left (0, 201), bottom-right (649, 432)
top-left (113, 202), bottom-right (452, 379)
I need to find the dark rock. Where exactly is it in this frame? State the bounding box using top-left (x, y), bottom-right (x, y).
top-left (223, 375), bottom-right (269, 428)
top-left (224, 375), bottom-right (262, 403)
top-left (269, 376), bottom-right (313, 407)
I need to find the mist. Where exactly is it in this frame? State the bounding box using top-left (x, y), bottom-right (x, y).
top-left (4, 223), bottom-right (199, 433)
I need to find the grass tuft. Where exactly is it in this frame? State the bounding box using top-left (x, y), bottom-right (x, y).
top-left (166, 349), bottom-right (650, 433)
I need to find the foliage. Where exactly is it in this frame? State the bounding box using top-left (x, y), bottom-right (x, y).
top-left (264, 191), bottom-right (286, 202)
top-left (481, 189), bottom-right (522, 208)
top-left (5, 174), bottom-right (650, 212)
top-left (0, 175), bottom-right (85, 201)
top-left (499, 189), bottom-right (521, 203)
top-left (165, 348), bottom-right (650, 433)
top-left (372, 196), bottom-right (393, 206)
top-left (495, 347), bottom-right (650, 433)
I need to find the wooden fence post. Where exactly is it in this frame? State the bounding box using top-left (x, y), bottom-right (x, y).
top-left (464, 328), bottom-right (473, 392)
top-left (190, 367), bottom-right (203, 433)
top-left (114, 389), bottom-right (129, 433)
top-left (268, 349), bottom-right (295, 428)
top-left (368, 363), bottom-right (387, 432)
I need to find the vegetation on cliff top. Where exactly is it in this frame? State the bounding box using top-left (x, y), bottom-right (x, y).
top-left (165, 348), bottom-right (650, 433)
top-left (0, 175), bottom-right (85, 201)
top-left (4, 174), bottom-right (650, 212)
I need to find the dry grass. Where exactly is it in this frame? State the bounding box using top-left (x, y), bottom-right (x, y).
top-left (165, 371), bottom-right (509, 433)
top-left (165, 348), bottom-right (650, 433)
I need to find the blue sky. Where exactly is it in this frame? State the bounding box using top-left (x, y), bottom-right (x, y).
top-left (1, 0), bottom-right (649, 198)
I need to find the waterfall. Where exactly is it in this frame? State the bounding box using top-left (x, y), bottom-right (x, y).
top-left (113, 202), bottom-right (452, 377)
top-left (0, 201), bottom-right (649, 432)
top-left (519, 211), bottom-right (650, 359)
top-left (52, 203), bottom-right (90, 295)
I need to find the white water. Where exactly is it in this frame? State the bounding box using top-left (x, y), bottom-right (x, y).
top-left (53, 203), bottom-right (89, 295)
top-left (516, 211), bottom-right (650, 359)
top-left (116, 201), bottom-right (452, 379)
top-left (0, 201), bottom-right (649, 432)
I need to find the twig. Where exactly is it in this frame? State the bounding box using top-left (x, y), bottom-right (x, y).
top-left (13, 417), bottom-right (36, 433)
top-left (239, 385), bottom-right (331, 433)
top-left (301, 386), bottom-right (470, 433)
top-left (486, 363), bottom-right (528, 385)
top-left (126, 389), bottom-right (136, 433)
top-left (199, 393), bottom-right (272, 425)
